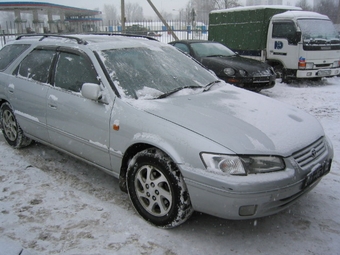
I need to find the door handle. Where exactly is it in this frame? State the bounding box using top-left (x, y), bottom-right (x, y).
top-left (48, 95), bottom-right (58, 109)
top-left (8, 84), bottom-right (15, 93)
top-left (48, 104), bottom-right (57, 109)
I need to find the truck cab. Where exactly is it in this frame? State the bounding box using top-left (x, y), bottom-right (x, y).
top-left (267, 11), bottom-right (340, 81)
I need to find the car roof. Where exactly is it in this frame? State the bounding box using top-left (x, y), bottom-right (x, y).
top-left (9, 33), bottom-right (163, 51)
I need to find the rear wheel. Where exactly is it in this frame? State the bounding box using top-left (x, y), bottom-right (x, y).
top-left (127, 148), bottom-right (193, 228)
top-left (0, 103), bottom-right (32, 148)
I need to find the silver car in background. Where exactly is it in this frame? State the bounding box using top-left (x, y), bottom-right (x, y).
top-left (0, 34), bottom-right (333, 228)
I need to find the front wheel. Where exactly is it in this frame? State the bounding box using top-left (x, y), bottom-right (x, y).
top-left (0, 103), bottom-right (32, 148)
top-left (127, 148), bottom-right (193, 228)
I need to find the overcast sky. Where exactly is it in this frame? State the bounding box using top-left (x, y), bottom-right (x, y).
top-left (7, 0), bottom-right (311, 17)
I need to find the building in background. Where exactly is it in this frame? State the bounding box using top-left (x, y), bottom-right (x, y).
top-left (0, 2), bottom-right (101, 34)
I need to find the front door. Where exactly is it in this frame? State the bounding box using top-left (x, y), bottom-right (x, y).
top-left (46, 49), bottom-right (112, 170)
top-left (267, 21), bottom-right (300, 70)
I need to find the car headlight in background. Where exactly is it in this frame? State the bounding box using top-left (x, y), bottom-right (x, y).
top-left (200, 153), bottom-right (285, 176)
top-left (224, 68), bottom-right (235, 76)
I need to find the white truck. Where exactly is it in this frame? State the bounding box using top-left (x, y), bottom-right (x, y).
top-left (209, 6), bottom-right (340, 82)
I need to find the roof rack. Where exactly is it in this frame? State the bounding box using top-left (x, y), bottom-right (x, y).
top-left (85, 32), bottom-right (159, 41)
top-left (15, 34), bottom-right (88, 45)
top-left (15, 33), bottom-right (159, 44)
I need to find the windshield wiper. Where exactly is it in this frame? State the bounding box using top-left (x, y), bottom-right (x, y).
top-left (203, 80), bottom-right (221, 92)
top-left (157, 85), bottom-right (202, 99)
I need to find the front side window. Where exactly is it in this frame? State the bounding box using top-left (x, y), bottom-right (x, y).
top-left (173, 43), bottom-right (190, 54)
top-left (54, 52), bottom-right (99, 92)
top-left (272, 21), bottom-right (298, 45)
top-left (17, 49), bottom-right (55, 83)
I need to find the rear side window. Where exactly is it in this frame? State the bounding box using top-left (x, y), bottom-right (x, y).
top-left (17, 49), bottom-right (56, 83)
top-left (0, 44), bottom-right (30, 71)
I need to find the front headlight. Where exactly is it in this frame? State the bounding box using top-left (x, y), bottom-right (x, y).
top-left (224, 68), bottom-right (235, 76)
top-left (200, 153), bottom-right (285, 176)
top-left (332, 61), bottom-right (340, 68)
top-left (305, 62), bottom-right (314, 69)
top-left (239, 69), bottom-right (247, 76)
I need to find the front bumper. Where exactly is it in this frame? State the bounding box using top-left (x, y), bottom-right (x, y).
top-left (221, 74), bottom-right (276, 91)
top-left (296, 67), bottom-right (340, 78)
top-left (181, 137), bottom-right (333, 220)
top-left (184, 173), bottom-right (324, 220)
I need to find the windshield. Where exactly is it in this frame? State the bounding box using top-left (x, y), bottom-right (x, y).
top-left (191, 42), bottom-right (236, 58)
top-left (297, 19), bottom-right (340, 42)
top-left (98, 45), bottom-right (216, 99)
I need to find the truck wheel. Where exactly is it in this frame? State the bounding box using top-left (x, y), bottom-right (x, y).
top-left (127, 148), bottom-right (193, 228)
top-left (0, 103), bottom-right (32, 148)
top-left (273, 64), bottom-right (288, 83)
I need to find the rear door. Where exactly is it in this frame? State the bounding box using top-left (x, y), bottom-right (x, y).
top-left (46, 48), bottom-right (112, 169)
top-left (7, 46), bottom-right (56, 141)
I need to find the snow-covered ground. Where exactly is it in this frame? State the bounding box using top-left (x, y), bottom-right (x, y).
top-left (0, 78), bottom-right (339, 255)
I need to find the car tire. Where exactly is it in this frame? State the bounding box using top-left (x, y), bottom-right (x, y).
top-left (0, 103), bottom-right (32, 148)
top-left (127, 148), bottom-right (193, 228)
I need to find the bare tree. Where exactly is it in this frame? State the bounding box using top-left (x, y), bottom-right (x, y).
top-left (314, 0), bottom-right (338, 23)
top-left (215, 0), bottom-right (241, 9)
top-left (103, 4), bottom-right (119, 26)
top-left (295, 0), bottom-right (313, 11)
top-left (337, 0), bottom-right (340, 24)
top-left (190, 0), bottom-right (241, 22)
top-left (183, 1), bottom-right (195, 25)
top-left (195, 1), bottom-right (216, 22)
top-left (125, 2), bottom-right (144, 22)
top-left (159, 11), bottom-right (174, 20)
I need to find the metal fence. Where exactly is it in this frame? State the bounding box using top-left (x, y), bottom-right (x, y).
top-left (0, 19), bottom-right (209, 46)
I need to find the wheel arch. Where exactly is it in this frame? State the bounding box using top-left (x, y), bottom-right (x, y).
top-left (118, 140), bottom-right (183, 193)
top-left (0, 99), bottom-right (10, 129)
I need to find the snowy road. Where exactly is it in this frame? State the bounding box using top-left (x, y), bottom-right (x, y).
top-left (1, 78), bottom-right (340, 255)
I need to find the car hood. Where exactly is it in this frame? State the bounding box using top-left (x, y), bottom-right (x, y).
top-left (130, 86), bottom-right (324, 156)
top-left (201, 55), bottom-right (273, 75)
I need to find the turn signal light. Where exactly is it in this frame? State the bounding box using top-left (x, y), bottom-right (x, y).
top-left (298, 61), bottom-right (306, 69)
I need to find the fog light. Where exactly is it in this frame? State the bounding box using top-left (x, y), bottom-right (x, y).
top-left (239, 205), bottom-right (257, 216)
top-left (306, 72), bottom-right (312, 77)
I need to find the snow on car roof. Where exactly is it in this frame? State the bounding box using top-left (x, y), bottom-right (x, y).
top-left (10, 34), bottom-right (164, 51)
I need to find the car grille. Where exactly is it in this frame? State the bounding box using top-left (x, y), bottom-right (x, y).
top-left (253, 76), bottom-right (270, 83)
top-left (292, 137), bottom-right (326, 170)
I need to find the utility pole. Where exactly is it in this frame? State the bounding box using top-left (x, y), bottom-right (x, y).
top-left (121, 0), bottom-right (125, 32)
top-left (146, 0), bottom-right (179, 41)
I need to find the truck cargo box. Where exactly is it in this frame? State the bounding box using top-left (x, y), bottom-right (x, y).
top-left (209, 6), bottom-right (301, 56)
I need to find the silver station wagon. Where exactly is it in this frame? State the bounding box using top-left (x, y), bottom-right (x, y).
top-left (0, 34), bottom-right (333, 228)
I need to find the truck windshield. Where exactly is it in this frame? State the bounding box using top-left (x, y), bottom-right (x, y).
top-left (297, 19), bottom-right (340, 43)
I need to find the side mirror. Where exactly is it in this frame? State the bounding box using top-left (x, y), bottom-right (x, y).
top-left (81, 83), bottom-right (101, 101)
top-left (292, 31), bottom-right (302, 45)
